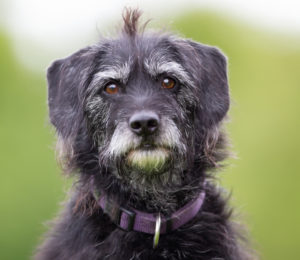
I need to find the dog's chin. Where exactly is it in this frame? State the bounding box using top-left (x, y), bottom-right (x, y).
top-left (126, 147), bottom-right (170, 174)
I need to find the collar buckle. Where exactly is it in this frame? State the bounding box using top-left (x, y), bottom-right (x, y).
top-left (116, 206), bottom-right (136, 231)
top-left (103, 198), bottom-right (136, 231)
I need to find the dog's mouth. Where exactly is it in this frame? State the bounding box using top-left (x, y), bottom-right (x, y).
top-left (126, 143), bottom-right (170, 173)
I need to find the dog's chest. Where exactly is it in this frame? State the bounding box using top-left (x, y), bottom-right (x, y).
top-left (93, 223), bottom-right (223, 260)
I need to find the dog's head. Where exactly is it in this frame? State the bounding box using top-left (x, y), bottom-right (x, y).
top-left (48, 9), bottom-right (229, 196)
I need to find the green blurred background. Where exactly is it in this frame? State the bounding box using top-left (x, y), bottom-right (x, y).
top-left (1, 6), bottom-right (300, 260)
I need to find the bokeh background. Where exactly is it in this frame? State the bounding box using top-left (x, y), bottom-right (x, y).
top-left (1, 0), bottom-right (300, 259)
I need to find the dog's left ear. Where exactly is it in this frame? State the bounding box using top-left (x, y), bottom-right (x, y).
top-left (187, 40), bottom-right (230, 127)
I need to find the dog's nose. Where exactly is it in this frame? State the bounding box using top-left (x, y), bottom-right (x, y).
top-left (129, 111), bottom-right (159, 136)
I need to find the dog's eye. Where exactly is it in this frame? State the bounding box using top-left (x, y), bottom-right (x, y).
top-left (161, 77), bottom-right (176, 89)
top-left (104, 82), bottom-right (119, 94)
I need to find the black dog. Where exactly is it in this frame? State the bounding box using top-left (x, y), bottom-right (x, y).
top-left (35, 9), bottom-right (252, 260)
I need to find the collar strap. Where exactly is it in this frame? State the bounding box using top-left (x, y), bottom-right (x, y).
top-left (94, 189), bottom-right (206, 234)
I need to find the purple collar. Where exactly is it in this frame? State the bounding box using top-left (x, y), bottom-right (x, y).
top-left (93, 188), bottom-right (206, 236)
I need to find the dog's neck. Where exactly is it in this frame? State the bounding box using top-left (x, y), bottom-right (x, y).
top-left (92, 167), bottom-right (206, 215)
top-left (92, 185), bottom-right (206, 236)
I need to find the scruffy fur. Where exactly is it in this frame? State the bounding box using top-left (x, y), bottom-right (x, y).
top-left (35, 8), bottom-right (253, 260)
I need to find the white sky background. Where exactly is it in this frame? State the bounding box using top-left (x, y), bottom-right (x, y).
top-left (1, 0), bottom-right (300, 71)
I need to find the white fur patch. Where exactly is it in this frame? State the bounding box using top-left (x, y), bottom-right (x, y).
top-left (127, 148), bottom-right (169, 172)
top-left (156, 117), bottom-right (186, 153)
top-left (107, 121), bottom-right (141, 157)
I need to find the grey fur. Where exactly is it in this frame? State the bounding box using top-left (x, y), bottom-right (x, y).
top-left (35, 9), bottom-right (254, 260)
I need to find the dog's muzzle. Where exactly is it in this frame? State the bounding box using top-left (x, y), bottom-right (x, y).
top-left (105, 112), bottom-right (185, 173)
top-left (126, 111), bottom-right (169, 172)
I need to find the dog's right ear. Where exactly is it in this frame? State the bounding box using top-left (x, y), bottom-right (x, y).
top-left (47, 47), bottom-right (96, 138)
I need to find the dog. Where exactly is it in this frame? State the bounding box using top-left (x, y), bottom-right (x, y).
top-left (35, 8), bottom-right (253, 260)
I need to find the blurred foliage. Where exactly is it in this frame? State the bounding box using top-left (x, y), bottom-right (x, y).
top-left (0, 10), bottom-right (300, 260)
top-left (0, 33), bottom-right (64, 259)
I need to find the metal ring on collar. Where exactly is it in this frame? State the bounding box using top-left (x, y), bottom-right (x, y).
top-left (153, 213), bottom-right (161, 248)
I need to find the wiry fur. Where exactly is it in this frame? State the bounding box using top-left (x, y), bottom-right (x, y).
top-left (35, 8), bottom-right (254, 260)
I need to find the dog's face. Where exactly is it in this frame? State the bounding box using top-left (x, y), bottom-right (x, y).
top-left (84, 36), bottom-right (199, 188)
top-left (47, 14), bottom-right (229, 195)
